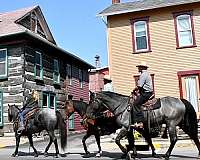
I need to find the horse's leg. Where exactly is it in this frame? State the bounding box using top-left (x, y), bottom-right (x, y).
top-left (45, 131), bottom-right (59, 158)
top-left (50, 131), bottom-right (59, 158)
top-left (12, 133), bottom-right (21, 157)
top-left (115, 127), bottom-right (128, 158)
top-left (44, 136), bottom-right (53, 157)
top-left (94, 131), bottom-right (102, 157)
top-left (27, 134), bottom-right (38, 157)
top-left (127, 127), bottom-right (137, 159)
top-left (82, 131), bottom-right (92, 155)
top-left (164, 123), bottom-right (177, 160)
top-left (139, 128), bottom-right (158, 158)
top-left (186, 131), bottom-right (200, 158)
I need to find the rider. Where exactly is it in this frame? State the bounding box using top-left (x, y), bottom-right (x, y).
top-left (18, 89), bottom-right (39, 133)
top-left (130, 61), bottom-right (153, 129)
top-left (103, 75), bottom-right (114, 92)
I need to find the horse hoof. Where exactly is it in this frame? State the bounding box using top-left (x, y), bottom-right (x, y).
top-left (85, 151), bottom-right (90, 155)
top-left (11, 153), bottom-right (17, 157)
top-left (44, 152), bottom-right (48, 157)
top-left (34, 154), bottom-right (38, 157)
top-left (121, 153), bottom-right (127, 159)
top-left (54, 154), bottom-right (59, 158)
top-left (126, 151), bottom-right (135, 160)
top-left (95, 151), bottom-right (102, 157)
top-left (152, 153), bottom-right (159, 158)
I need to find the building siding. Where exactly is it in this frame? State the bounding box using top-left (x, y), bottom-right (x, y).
top-left (107, 3), bottom-right (200, 98)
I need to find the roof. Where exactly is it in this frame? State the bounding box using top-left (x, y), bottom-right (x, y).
top-left (0, 6), bottom-right (37, 37)
top-left (89, 66), bottom-right (108, 73)
top-left (97, 0), bottom-right (200, 17)
top-left (0, 6), bottom-right (94, 69)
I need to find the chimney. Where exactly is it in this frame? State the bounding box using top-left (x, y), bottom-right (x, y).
top-left (112, 0), bottom-right (120, 4)
top-left (95, 55), bottom-right (100, 68)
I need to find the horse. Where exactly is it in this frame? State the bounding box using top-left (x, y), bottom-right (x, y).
top-left (88, 91), bottom-right (200, 160)
top-left (8, 104), bottom-right (67, 158)
top-left (64, 99), bottom-right (120, 157)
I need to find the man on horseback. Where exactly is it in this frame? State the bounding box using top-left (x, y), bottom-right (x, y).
top-left (130, 61), bottom-right (153, 129)
top-left (103, 75), bottom-right (114, 92)
top-left (17, 89), bottom-right (39, 133)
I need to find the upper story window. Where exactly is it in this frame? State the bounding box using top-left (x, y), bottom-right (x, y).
top-left (79, 69), bottom-right (83, 88)
top-left (173, 11), bottom-right (196, 48)
top-left (131, 17), bottom-right (151, 53)
top-left (34, 51), bottom-right (43, 80)
top-left (53, 59), bottom-right (60, 84)
top-left (66, 64), bottom-right (72, 85)
top-left (0, 49), bottom-right (7, 78)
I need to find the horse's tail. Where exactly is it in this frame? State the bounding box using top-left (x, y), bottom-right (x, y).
top-left (180, 99), bottom-right (198, 136)
top-left (56, 111), bottom-right (67, 150)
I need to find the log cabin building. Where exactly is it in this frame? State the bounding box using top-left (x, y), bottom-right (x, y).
top-left (0, 6), bottom-right (94, 135)
top-left (99, 0), bottom-right (200, 118)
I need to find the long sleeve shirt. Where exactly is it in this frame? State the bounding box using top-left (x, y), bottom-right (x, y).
top-left (137, 70), bottom-right (153, 92)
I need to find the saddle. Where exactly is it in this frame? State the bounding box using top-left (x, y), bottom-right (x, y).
top-left (141, 94), bottom-right (161, 111)
top-left (23, 107), bottom-right (40, 128)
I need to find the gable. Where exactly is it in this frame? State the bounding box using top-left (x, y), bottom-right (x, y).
top-left (15, 6), bottom-right (56, 44)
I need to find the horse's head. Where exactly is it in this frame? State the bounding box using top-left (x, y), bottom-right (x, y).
top-left (64, 100), bottom-right (75, 117)
top-left (8, 104), bottom-right (20, 122)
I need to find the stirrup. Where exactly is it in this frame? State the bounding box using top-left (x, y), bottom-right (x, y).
top-left (131, 122), bottom-right (143, 129)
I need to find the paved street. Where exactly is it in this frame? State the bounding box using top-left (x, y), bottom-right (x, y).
top-left (0, 132), bottom-right (199, 159)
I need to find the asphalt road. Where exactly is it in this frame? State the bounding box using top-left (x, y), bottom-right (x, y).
top-left (0, 132), bottom-right (199, 159)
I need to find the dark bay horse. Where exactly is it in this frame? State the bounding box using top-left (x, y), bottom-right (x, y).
top-left (88, 91), bottom-right (200, 160)
top-left (64, 99), bottom-right (120, 157)
top-left (8, 104), bottom-right (67, 158)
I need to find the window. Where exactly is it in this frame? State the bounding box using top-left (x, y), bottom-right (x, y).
top-left (79, 69), bottom-right (83, 88)
top-left (42, 92), bottom-right (56, 110)
top-left (66, 64), bottom-right (72, 85)
top-left (131, 17), bottom-right (151, 53)
top-left (0, 90), bottom-right (3, 127)
top-left (53, 59), bottom-right (60, 84)
top-left (0, 49), bottom-right (7, 78)
top-left (174, 11), bottom-right (196, 48)
top-left (34, 51), bottom-right (43, 80)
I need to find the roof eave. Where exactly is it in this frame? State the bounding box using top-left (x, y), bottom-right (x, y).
top-left (0, 31), bottom-right (95, 69)
top-left (24, 30), bottom-right (95, 69)
top-left (97, 1), bottom-right (200, 17)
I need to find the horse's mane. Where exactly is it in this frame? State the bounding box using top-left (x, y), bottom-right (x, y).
top-left (98, 91), bottom-right (129, 100)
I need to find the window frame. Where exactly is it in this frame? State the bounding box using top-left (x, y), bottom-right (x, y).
top-left (0, 89), bottom-right (3, 127)
top-left (42, 92), bottom-right (57, 110)
top-left (0, 48), bottom-right (8, 79)
top-left (53, 59), bottom-right (60, 84)
top-left (34, 51), bottom-right (43, 80)
top-left (79, 69), bottom-right (83, 89)
top-left (131, 17), bottom-right (151, 53)
top-left (66, 64), bottom-right (72, 85)
top-left (173, 11), bottom-right (196, 49)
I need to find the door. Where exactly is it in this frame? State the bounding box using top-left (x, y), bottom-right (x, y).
top-left (181, 75), bottom-right (200, 118)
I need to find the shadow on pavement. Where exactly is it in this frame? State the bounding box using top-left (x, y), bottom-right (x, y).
top-left (16, 151), bottom-right (66, 158)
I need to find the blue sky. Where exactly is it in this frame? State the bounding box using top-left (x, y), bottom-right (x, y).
top-left (0, 0), bottom-right (113, 67)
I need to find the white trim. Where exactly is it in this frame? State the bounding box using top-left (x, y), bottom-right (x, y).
top-left (176, 14), bottom-right (193, 47)
top-left (134, 21), bottom-right (149, 52)
top-left (0, 48), bottom-right (7, 77)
